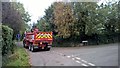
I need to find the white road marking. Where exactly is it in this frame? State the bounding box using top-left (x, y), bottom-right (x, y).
top-left (88, 63), bottom-right (95, 66)
top-left (75, 56), bottom-right (96, 66)
top-left (53, 52), bottom-right (96, 66)
top-left (81, 64), bottom-right (88, 66)
top-left (75, 57), bottom-right (81, 60)
top-left (76, 61), bottom-right (81, 63)
top-left (81, 60), bottom-right (87, 63)
top-left (67, 56), bottom-right (71, 58)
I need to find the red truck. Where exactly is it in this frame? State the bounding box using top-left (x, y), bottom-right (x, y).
top-left (23, 28), bottom-right (53, 52)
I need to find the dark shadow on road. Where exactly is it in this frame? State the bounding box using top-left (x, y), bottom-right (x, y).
top-left (25, 48), bottom-right (50, 53)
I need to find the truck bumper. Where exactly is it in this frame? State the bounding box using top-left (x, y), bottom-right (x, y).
top-left (47, 45), bottom-right (52, 48)
top-left (33, 45), bottom-right (52, 49)
top-left (34, 46), bottom-right (39, 49)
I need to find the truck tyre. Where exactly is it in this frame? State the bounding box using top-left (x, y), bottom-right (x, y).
top-left (47, 48), bottom-right (50, 51)
top-left (23, 43), bottom-right (25, 48)
top-left (23, 41), bottom-right (25, 48)
top-left (29, 45), bottom-right (31, 51)
top-left (46, 48), bottom-right (50, 51)
top-left (23, 43), bottom-right (28, 48)
top-left (31, 45), bottom-right (34, 52)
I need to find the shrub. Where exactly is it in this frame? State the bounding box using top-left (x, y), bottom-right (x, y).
top-left (2, 25), bottom-right (15, 56)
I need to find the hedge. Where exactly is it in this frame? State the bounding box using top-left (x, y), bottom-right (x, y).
top-left (52, 32), bottom-right (119, 47)
top-left (2, 25), bottom-right (15, 56)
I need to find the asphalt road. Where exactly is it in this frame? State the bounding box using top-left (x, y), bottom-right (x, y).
top-left (24, 43), bottom-right (118, 66)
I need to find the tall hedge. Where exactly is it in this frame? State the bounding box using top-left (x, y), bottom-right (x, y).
top-left (2, 25), bottom-right (15, 56)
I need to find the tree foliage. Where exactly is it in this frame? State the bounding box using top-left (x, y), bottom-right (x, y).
top-left (2, 2), bottom-right (31, 39)
top-left (36, 1), bottom-right (119, 45)
top-left (53, 2), bottom-right (75, 38)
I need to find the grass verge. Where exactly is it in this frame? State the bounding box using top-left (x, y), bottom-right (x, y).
top-left (5, 47), bottom-right (30, 66)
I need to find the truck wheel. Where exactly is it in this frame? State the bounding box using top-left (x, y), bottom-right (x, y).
top-left (23, 42), bottom-right (25, 48)
top-left (23, 43), bottom-right (27, 48)
top-left (31, 45), bottom-right (34, 52)
top-left (29, 45), bottom-right (31, 51)
top-left (46, 48), bottom-right (50, 51)
top-left (23, 43), bottom-right (25, 48)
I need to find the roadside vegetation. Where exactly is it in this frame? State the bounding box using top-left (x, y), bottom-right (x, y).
top-left (2, 25), bottom-right (30, 66)
top-left (36, 1), bottom-right (119, 46)
top-left (2, 2), bottom-right (31, 66)
top-left (5, 47), bottom-right (30, 66)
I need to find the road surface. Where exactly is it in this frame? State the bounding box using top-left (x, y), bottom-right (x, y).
top-left (23, 43), bottom-right (118, 66)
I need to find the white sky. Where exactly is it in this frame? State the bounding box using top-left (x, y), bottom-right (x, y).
top-left (17, 0), bottom-right (56, 24)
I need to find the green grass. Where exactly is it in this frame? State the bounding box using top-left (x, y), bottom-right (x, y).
top-left (6, 47), bottom-right (30, 66)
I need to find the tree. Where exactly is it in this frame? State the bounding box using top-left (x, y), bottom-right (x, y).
top-left (2, 2), bottom-right (31, 39)
top-left (36, 18), bottom-right (50, 31)
top-left (43, 4), bottom-right (55, 31)
top-left (53, 2), bottom-right (75, 38)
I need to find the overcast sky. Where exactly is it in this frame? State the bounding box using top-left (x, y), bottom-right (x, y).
top-left (16, 0), bottom-right (118, 25)
top-left (17, 0), bottom-right (57, 24)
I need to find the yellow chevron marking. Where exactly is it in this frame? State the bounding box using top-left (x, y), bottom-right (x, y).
top-left (36, 33), bottom-right (52, 39)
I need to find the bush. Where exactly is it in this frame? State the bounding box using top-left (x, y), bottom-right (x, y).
top-left (87, 33), bottom-right (119, 45)
top-left (2, 25), bottom-right (16, 65)
top-left (52, 32), bottom-right (119, 47)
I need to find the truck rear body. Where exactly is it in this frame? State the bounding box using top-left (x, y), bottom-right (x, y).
top-left (23, 31), bottom-right (53, 51)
